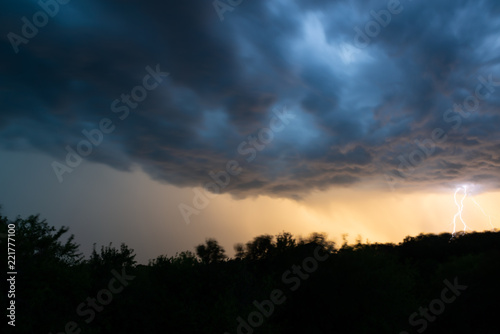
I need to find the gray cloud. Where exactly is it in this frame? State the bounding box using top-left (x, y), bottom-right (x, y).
top-left (1, 0), bottom-right (500, 198)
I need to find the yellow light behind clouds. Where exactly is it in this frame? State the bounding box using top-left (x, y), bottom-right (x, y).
top-left (188, 186), bottom-right (500, 250)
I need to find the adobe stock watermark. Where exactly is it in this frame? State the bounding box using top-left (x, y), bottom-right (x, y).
top-left (213, 0), bottom-right (244, 22)
top-left (353, 0), bottom-right (410, 49)
top-left (51, 64), bottom-right (169, 183)
top-left (49, 267), bottom-right (135, 334)
top-left (7, 0), bottom-right (71, 54)
top-left (384, 74), bottom-right (500, 190)
top-left (224, 245), bottom-right (329, 334)
top-left (178, 105), bottom-right (295, 224)
top-left (339, 43), bottom-right (361, 65)
top-left (400, 277), bottom-right (467, 334)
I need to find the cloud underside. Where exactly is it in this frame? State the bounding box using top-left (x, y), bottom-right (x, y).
top-left (2, 0), bottom-right (500, 198)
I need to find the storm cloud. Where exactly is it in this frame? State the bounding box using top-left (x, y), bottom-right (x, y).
top-left (2, 0), bottom-right (500, 199)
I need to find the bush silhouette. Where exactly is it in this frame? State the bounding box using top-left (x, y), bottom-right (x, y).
top-left (3, 208), bottom-right (499, 334)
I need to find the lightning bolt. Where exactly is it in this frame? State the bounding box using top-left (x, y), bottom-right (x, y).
top-left (470, 197), bottom-right (495, 229)
top-left (452, 186), bottom-right (468, 236)
top-left (451, 185), bottom-right (495, 237)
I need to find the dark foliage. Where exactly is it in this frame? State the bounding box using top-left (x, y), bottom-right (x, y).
top-left (2, 211), bottom-right (499, 334)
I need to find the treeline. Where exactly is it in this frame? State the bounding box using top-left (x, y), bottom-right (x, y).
top-left (1, 212), bottom-right (499, 334)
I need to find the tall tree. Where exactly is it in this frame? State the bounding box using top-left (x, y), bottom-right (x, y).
top-left (245, 234), bottom-right (275, 260)
top-left (195, 238), bottom-right (227, 264)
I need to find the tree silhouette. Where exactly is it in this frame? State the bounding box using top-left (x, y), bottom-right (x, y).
top-left (89, 242), bottom-right (136, 270)
top-left (3, 206), bottom-right (500, 334)
top-left (244, 234), bottom-right (275, 260)
top-left (2, 213), bottom-right (86, 333)
top-left (302, 232), bottom-right (336, 253)
top-left (276, 231), bottom-right (296, 253)
top-left (234, 242), bottom-right (245, 260)
top-left (195, 238), bottom-right (227, 264)
top-left (16, 214), bottom-right (83, 265)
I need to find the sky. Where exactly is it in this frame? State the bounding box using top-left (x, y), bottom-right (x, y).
top-left (1, 0), bottom-right (500, 263)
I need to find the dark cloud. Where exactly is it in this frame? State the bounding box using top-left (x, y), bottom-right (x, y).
top-left (1, 0), bottom-right (500, 198)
